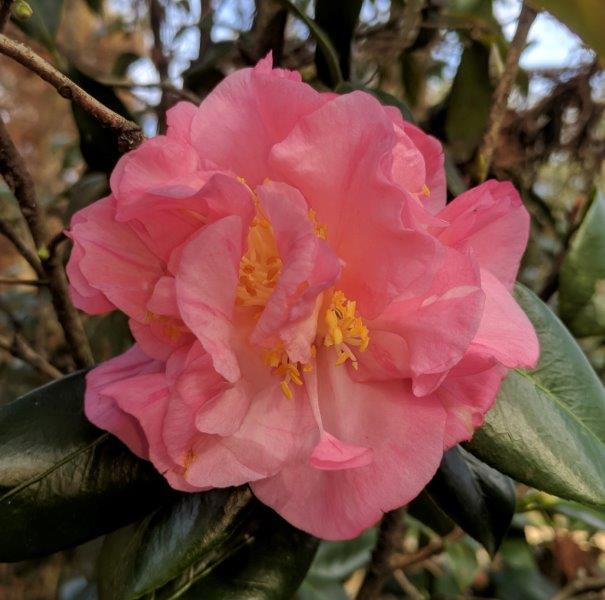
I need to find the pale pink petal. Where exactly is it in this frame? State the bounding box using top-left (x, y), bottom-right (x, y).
top-left (309, 432), bottom-right (373, 471)
top-left (431, 350), bottom-right (507, 448)
top-left (437, 180), bottom-right (530, 289)
top-left (189, 60), bottom-right (327, 185)
top-left (372, 246), bottom-right (484, 388)
top-left (269, 91), bottom-right (440, 317)
top-left (176, 216), bottom-right (245, 382)
top-left (252, 352), bottom-right (446, 540)
top-left (472, 269), bottom-right (539, 368)
top-left (67, 196), bottom-right (163, 321)
top-left (251, 180), bottom-right (340, 360)
top-left (85, 345), bottom-right (162, 459)
top-left (166, 101), bottom-right (197, 144)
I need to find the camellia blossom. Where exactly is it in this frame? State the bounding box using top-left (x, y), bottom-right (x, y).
top-left (66, 55), bottom-right (539, 540)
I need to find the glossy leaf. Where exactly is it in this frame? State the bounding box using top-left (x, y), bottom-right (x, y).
top-left (526, 0), bottom-right (605, 61)
top-left (445, 41), bottom-right (493, 161)
top-left (98, 488), bottom-right (254, 600)
top-left (559, 191), bottom-right (605, 336)
top-left (468, 284), bottom-right (605, 508)
top-left (148, 503), bottom-right (318, 600)
top-left (314, 0), bottom-right (363, 85)
top-left (425, 446), bottom-right (515, 555)
top-left (0, 371), bottom-right (170, 562)
top-left (14, 0), bottom-right (63, 51)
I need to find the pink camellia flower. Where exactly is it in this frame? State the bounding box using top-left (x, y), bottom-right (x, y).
top-left (66, 55), bottom-right (539, 540)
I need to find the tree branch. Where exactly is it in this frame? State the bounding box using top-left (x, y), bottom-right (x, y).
top-left (475, 2), bottom-right (537, 182)
top-left (0, 330), bottom-right (62, 379)
top-left (0, 33), bottom-right (144, 152)
top-left (356, 508), bottom-right (406, 600)
top-left (0, 218), bottom-right (44, 277)
top-left (390, 528), bottom-right (463, 570)
top-left (0, 121), bottom-right (93, 368)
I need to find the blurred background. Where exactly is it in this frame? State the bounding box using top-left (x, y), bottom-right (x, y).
top-left (0, 0), bottom-right (604, 598)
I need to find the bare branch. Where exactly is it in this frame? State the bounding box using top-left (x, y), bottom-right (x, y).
top-left (356, 508), bottom-right (406, 600)
top-left (0, 218), bottom-right (44, 277)
top-left (0, 330), bottom-right (63, 379)
top-left (0, 33), bottom-right (144, 152)
top-left (475, 2), bottom-right (537, 182)
top-left (105, 80), bottom-right (201, 105)
top-left (390, 529), bottom-right (463, 570)
top-left (0, 121), bottom-right (94, 368)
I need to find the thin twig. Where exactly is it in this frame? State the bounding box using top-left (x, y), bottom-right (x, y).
top-left (105, 80), bottom-right (201, 104)
top-left (0, 331), bottom-right (63, 378)
top-left (0, 218), bottom-right (44, 277)
top-left (0, 277), bottom-right (46, 286)
top-left (475, 2), bottom-right (537, 182)
top-left (356, 508), bottom-right (406, 600)
top-left (0, 121), bottom-right (93, 368)
top-left (390, 529), bottom-right (463, 570)
top-left (0, 33), bottom-right (144, 152)
top-left (393, 569), bottom-right (425, 600)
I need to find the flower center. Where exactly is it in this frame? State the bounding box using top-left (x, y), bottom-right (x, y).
top-left (235, 204), bottom-right (282, 310)
top-left (323, 290), bottom-right (369, 370)
top-left (264, 343), bottom-right (315, 400)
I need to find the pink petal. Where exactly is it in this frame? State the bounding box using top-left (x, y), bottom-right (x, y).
top-left (166, 101), bottom-right (197, 144)
top-left (431, 350), bottom-right (508, 448)
top-left (250, 180), bottom-right (340, 360)
top-left (176, 216), bottom-right (245, 382)
top-left (269, 91), bottom-right (440, 317)
top-left (472, 269), bottom-right (539, 368)
top-left (437, 180), bottom-right (530, 289)
top-left (309, 432), bottom-right (373, 471)
top-left (67, 196), bottom-right (163, 321)
top-left (189, 60), bottom-right (327, 185)
top-left (252, 351), bottom-right (446, 540)
top-left (85, 345), bottom-right (163, 459)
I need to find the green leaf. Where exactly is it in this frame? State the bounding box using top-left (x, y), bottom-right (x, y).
top-left (468, 284), bottom-right (605, 508)
top-left (98, 488), bottom-right (254, 600)
top-left (275, 0), bottom-right (343, 87)
top-left (68, 67), bottom-right (135, 174)
top-left (159, 504), bottom-right (318, 600)
top-left (425, 446), bottom-right (515, 555)
top-left (0, 371), bottom-right (170, 562)
top-left (445, 41), bottom-right (494, 162)
top-left (14, 0), bottom-right (63, 51)
top-left (526, 0), bottom-right (605, 62)
top-left (559, 191), bottom-right (605, 336)
top-left (314, 0), bottom-right (363, 85)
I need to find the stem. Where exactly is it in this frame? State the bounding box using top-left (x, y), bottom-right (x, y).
top-left (475, 2), bottom-right (537, 182)
top-left (390, 529), bottom-right (463, 570)
top-left (0, 218), bottom-right (44, 277)
top-left (356, 508), bottom-right (406, 600)
top-left (0, 33), bottom-right (144, 152)
top-left (0, 121), bottom-right (94, 368)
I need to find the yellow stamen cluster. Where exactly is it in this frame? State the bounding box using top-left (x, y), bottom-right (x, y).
top-left (422, 183), bottom-right (431, 197)
top-left (264, 344), bottom-right (315, 400)
top-left (324, 290), bottom-right (369, 369)
top-left (236, 206), bottom-right (282, 309)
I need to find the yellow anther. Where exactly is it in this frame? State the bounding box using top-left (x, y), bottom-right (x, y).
top-left (422, 183), bottom-right (431, 197)
top-left (264, 343), bottom-right (313, 399)
top-left (236, 196), bottom-right (283, 310)
top-left (324, 290), bottom-right (370, 368)
top-left (308, 208), bottom-right (327, 240)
